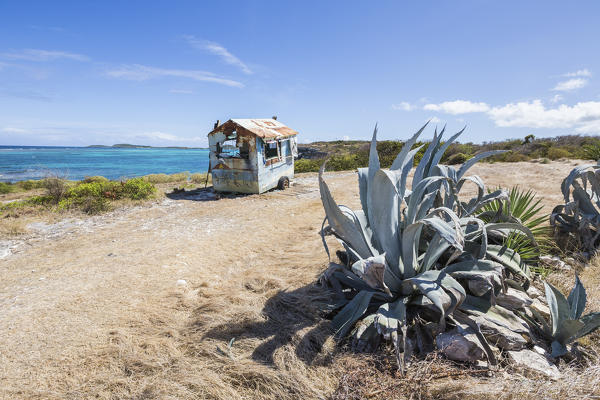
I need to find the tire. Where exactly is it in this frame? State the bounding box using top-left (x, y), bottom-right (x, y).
top-left (277, 176), bottom-right (290, 190)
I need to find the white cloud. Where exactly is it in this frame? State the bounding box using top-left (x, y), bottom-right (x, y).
top-left (105, 64), bottom-right (244, 88)
top-left (184, 36), bottom-right (252, 74)
top-left (341, 135), bottom-right (350, 141)
top-left (552, 78), bottom-right (588, 92)
top-left (563, 69), bottom-right (592, 77)
top-left (487, 100), bottom-right (600, 133)
top-left (429, 116), bottom-right (442, 124)
top-left (424, 97), bottom-right (600, 134)
top-left (1, 49), bottom-right (90, 62)
top-left (550, 94), bottom-right (563, 103)
top-left (423, 100), bottom-right (490, 114)
top-left (391, 101), bottom-right (413, 111)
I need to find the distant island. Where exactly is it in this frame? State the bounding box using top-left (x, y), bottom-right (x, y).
top-left (86, 144), bottom-right (205, 149)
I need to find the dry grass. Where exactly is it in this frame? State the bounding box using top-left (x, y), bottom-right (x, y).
top-left (1, 161), bottom-right (600, 399)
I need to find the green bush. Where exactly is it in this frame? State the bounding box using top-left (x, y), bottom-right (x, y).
top-left (144, 172), bottom-right (189, 184)
top-left (122, 177), bottom-right (156, 200)
top-left (82, 176), bottom-right (109, 183)
top-left (295, 159), bottom-right (324, 173)
top-left (16, 180), bottom-right (46, 190)
top-left (547, 147), bottom-right (571, 160)
top-left (446, 152), bottom-right (470, 165)
top-left (190, 173), bottom-right (210, 184)
top-left (0, 182), bottom-right (14, 194)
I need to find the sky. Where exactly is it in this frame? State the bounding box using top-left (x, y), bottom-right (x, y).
top-left (1, 1), bottom-right (600, 147)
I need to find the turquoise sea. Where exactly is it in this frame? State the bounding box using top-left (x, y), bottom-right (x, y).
top-left (0, 146), bottom-right (210, 182)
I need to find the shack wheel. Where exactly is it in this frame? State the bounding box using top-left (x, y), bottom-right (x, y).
top-left (278, 176), bottom-right (290, 190)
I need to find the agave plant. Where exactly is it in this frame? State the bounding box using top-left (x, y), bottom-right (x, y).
top-left (520, 276), bottom-right (600, 357)
top-left (318, 123), bottom-right (539, 370)
top-left (550, 163), bottom-right (600, 256)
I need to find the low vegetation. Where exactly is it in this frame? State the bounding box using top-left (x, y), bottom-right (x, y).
top-left (1, 176), bottom-right (156, 215)
top-left (296, 134), bottom-right (600, 173)
top-left (318, 124), bottom-right (599, 373)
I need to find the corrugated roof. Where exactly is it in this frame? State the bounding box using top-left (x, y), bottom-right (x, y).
top-left (209, 119), bottom-right (299, 139)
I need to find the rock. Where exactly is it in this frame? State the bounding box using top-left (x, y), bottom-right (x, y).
top-left (507, 349), bottom-right (560, 380)
top-left (436, 325), bottom-right (486, 363)
top-left (496, 288), bottom-right (533, 311)
top-left (530, 298), bottom-right (551, 320)
top-left (526, 285), bottom-right (543, 299)
top-left (176, 279), bottom-right (187, 286)
top-left (480, 319), bottom-right (529, 351)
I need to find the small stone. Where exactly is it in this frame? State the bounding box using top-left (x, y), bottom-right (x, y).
top-left (496, 288), bottom-right (533, 311)
top-left (507, 349), bottom-right (560, 380)
top-left (530, 298), bottom-right (551, 319)
top-left (176, 279), bottom-right (187, 286)
top-left (436, 325), bottom-right (486, 363)
top-left (526, 285), bottom-right (543, 299)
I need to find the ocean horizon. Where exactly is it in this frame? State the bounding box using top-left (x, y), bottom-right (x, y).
top-left (0, 145), bottom-right (210, 182)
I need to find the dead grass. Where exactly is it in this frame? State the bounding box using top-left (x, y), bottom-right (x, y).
top-left (1, 161), bottom-right (600, 399)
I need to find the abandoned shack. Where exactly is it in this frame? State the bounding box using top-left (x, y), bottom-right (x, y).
top-left (208, 118), bottom-right (299, 194)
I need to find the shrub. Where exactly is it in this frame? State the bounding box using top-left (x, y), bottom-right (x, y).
top-left (144, 172), bottom-right (189, 184)
top-left (16, 180), bottom-right (45, 191)
top-left (122, 177), bottom-right (156, 200)
top-left (445, 152), bottom-right (469, 165)
top-left (582, 144), bottom-right (600, 160)
top-left (82, 176), bottom-right (109, 183)
top-left (547, 147), bottom-right (571, 160)
top-left (0, 182), bottom-right (14, 194)
top-left (44, 178), bottom-right (68, 203)
top-left (295, 158), bottom-right (324, 173)
top-left (190, 173), bottom-right (210, 184)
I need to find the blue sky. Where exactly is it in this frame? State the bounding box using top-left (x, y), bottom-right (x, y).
top-left (1, 1), bottom-right (600, 146)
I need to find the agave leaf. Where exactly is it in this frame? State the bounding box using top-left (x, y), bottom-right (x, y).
top-left (357, 168), bottom-right (369, 220)
top-left (551, 340), bottom-right (568, 358)
top-left (486, 244), bottom-right (530, 284)
top-left (555, 319), bottom-right (585, 345)
top-left (319, 163), bottom-right (374, 259)
top-left (455, 150), bottom-right (506, 180)
top-left (567, 274), bottom-right (587, 320)
top-left (331, 290), bottom-right (375, 338)
top-left (429, 128), bottom-right (464, 169)
top-left (406, 176), bottom-right (450, 224)
top-left (366, 125), bottom-right (381, 231)
top-left (572, 185), bottom-right (600, 218)
top-left (401, 222), bottom-right (424, 278)
top-left (421, 233), bottom-right (450, 271)
top-left (370, 169), bottom-right (402, 273)
top-left (413, 127), bottom-right (441, 189)
top-left (374, 298), bottom-right (407, 339)
top-left (544, 281), bottom-right (571, 337)
top-left (351, 254), bottom-right (392, 295)
top-left (400, 270), bottom-right (465, 330)
top-left (575, 312), bottom-right (600, 340)
top-left (561, 164), bottom-right (599, 202)
top-left (485, 222), bottom-right (537, 247)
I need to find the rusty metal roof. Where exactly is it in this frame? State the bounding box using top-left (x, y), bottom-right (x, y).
top-left (208, 119), bottom-right (299, 139)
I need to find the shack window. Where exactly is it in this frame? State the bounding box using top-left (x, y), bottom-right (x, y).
top-left (216, 130), bottom-right (249, 159)
top-left (265, 140), bottom-right (280, 160)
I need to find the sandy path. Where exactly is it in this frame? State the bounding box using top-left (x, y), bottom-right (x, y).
top-left (0, 161), bottom-right (580, 399)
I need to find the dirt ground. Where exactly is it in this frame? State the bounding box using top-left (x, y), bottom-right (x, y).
top-left (1, 160), bottom-right (599, 399)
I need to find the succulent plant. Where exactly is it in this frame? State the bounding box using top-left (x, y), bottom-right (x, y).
top-left (522, 275), bottom-right (600, 357)
top-left (318, 123), bottom-right (539, 370)
top-left (551, 163), bottom-right (600, 256)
